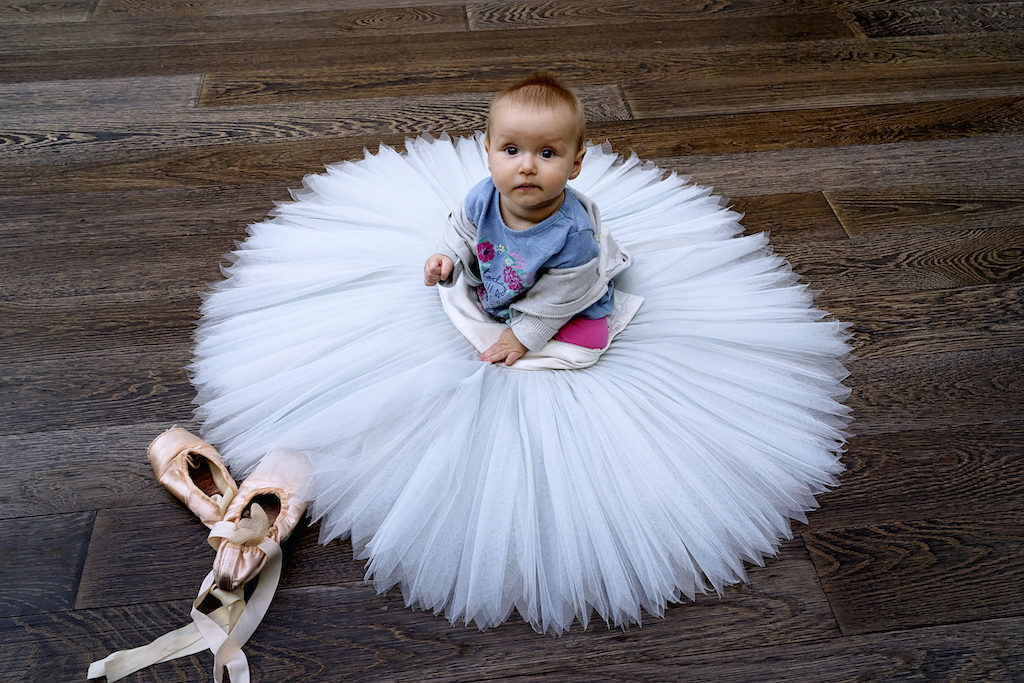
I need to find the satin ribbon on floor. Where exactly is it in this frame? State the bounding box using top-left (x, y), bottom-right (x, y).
top-left (87, 533), bottom-right (282, 682)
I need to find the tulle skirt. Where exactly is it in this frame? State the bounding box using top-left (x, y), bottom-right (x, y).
top-left (190, 133), bottom-right (852, 635)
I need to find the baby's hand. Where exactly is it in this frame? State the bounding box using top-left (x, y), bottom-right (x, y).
top-left (424, 254), bottom-right (454, 286)
top-left (480, 328), bottom-right (528, 366)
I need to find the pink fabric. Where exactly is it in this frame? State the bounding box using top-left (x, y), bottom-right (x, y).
top-left (553, 316), bottom-right (609, 349)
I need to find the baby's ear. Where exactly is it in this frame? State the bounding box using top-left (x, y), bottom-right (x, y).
top-left (569, 146), bottom-right (586, 179)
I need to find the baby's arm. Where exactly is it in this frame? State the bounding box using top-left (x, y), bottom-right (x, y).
top-left (424, 254), bottom-right (453, 286)
top-left (480, 328), bottom-right (528, 366)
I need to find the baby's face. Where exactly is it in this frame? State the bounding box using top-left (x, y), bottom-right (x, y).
top-left (485, 100), bottom-right (585, 223)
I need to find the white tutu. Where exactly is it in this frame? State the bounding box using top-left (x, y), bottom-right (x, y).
top-left (190, 133), bottom-right (852, 635)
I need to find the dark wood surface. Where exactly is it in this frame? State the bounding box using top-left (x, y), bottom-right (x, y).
top-left (2, 1), bottom-right (1021, 680)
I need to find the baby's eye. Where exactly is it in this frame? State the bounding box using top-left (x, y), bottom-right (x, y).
top-left (540, 149), bottom-right (556, 159)
top-left (503, 145), bottom-right (518, 156)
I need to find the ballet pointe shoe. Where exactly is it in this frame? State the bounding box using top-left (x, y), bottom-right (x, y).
top-left (148, 427), bottom-right (239, 529)
top-left (210, 449), bottom-right (311, 591)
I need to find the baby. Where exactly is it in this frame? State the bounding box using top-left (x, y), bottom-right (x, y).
top-left (425, 72), bottom-right (629, 366)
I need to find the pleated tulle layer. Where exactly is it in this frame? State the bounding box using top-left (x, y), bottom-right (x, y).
top-left (190, 133), bottom-right (852, 635)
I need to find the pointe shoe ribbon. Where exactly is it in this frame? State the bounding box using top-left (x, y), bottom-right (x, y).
top-left (87, 584), bottom-right (245, 681)
top-left (194, 449), bottom-right (311, 683)
top-left (148, 427), bottom-right (239, 528)
top-left (208, 449), bottom-right (312, 591)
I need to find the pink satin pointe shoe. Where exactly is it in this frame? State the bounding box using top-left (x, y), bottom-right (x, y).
top-left (148, 427), bottom-right (239, 528)
top-left (211, 449), bottom-right (311, 591)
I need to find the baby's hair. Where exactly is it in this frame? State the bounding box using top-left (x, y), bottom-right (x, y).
top-left (488, 71), bottom-right (587, 150)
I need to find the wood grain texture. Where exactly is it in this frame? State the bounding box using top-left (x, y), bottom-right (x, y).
top-left (780, 226), bottom-right (1024, 299)
top-left (497, 616), bottom-right (1024, 681)
top-left (0, 512), bottom-right (94, 618)
top-left (851, 2), bottom-right (1024, 38)
top-left (1, 597), bottom-right (214, 682)
top-left (465, 1), bottom-right (859, 31)
top-left (626, 61), bottom-right (1024, 119)
top-left (93, 0), bottom-right (474, 18)
top-left (6, 19), bottom-right (1022, 84)
top-left (824, 185), bottom-right (1024, 236)
top-left (656, 135), bottom-right (1024, 197)
top-left (0, 0), bottom-right (94, 24)
top-left (75, 504), bottom-right (364, 609)
top-left (197, 38), bottom-right (1024, 108)
top-left (0, 346), bottom-right (196, 432)
top-left (0, 134), bottom-right (400, 194)
top-left (804, 513), bottom-right (1024, 635)
top-left (825, 282), bottom-right (1024, 359)
top-left (810, 422), bottom-right (1024, 529)
top-left (846, 347), bottom-right (1024, 436)
top-left (0, 236), bottom-right (228, 300)
top-left (0, 184), bottom-right (279, 247)
top-left (0, 296), bottom-right (199, 364)
top-left (2, 86), bottom-right (628, 162)
top-left (0, 423), bottom-right (187, 518)
top-left (469, 6), bottom-right (854, 38)
top-left (0, 5), bottom-right (468, 51)
top-left (585, 97), bottom-right (1024, 158)
top-left (732, 192), bottom-right (849, 246)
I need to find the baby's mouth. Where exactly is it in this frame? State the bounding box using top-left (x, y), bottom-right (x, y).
top-left (516, 184), bottom-right (540, 190)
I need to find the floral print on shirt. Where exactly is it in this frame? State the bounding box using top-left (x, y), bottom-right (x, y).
top-left (478, 241), bottom-right (534, 318)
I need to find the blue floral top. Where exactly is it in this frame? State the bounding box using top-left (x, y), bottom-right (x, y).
top-left (465, 177), bottom-right (615, 322)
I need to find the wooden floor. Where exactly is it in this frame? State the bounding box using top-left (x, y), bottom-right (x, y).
top-left (2, 1), bottom-right (1023, 680)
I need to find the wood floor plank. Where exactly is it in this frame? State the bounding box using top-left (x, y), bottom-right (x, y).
top-left (0, 346), bottom-right (196, 432)
top-left (626, 61), bottom-right (1024, 119)
top-left (3, 20), bottom-right (1022, 84)
top-left (75, 505), bottom-right (364, 609)
top-left (93, 0), bottom-right (473, 17)
top-left (732, 192), bottom-right (849, 247)
top-left (589, 97), bottom-right (1024, 158)
top-left (825, 282), bottom-right (1024, 359)
top-left (0, 296), bottom-right (199, 364)
top-left (6, 540), bottom-right (838, 682)
top-left (0, 184), bottom-right (278, 247)
top-left (1, 86), bottom-right (629, 162)
top-left (0, 423), bottom-right (190, 518)
top-left (0, 5), bottom-right (467, 51)
top-left (0, 134), bottom-right (399, 194)
top-left (847, 346), bottom-right (1024, 436)
top-left (0, 512), bottom-right (95, 618)
top-left (469, 7), bottom-right (854, 39)
top-left (780, 226), bottom-right (1024, 299)
top-left (659, 134), bottom-right (1024, 199)
top-left (196, 38), bottom-right (1024, 108)
top-left (0, 235), bottom-right (227, 300)
top-left (0, 74), bottom-right (201, 113)
top-left (823, 185), bottom-right (1024, 236)
top-left (1, 597), bottom-right (214, 682)
top-left (810, 422), bottom-right (1024, 530)
top-left (500, 616), bottom-right (1024, 681)
top-left (0, 0), bottom-right (94, 24)
top-left (466, 1), bottom-right (855, 31)
top-left (851, 2), bottom-right (1024, 38)
top-left (804, 512), bottom-right (1024, 635)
